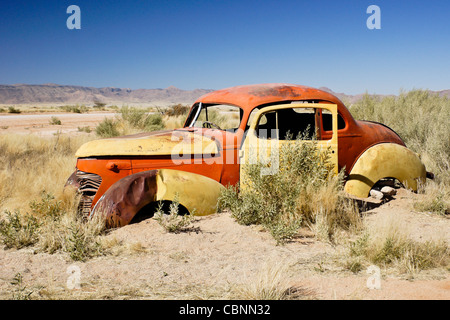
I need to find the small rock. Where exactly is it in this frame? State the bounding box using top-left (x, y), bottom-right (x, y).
top-left (370, 189), bottom-right (384, 200)
top-left (381, 186), bottom-right (397, 196)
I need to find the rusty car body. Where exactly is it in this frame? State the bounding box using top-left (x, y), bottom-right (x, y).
top-left (66, 83), bottom-right (429, 227)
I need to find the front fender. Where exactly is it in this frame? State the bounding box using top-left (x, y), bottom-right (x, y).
top-left (344, 143), bottom-right (427, 198)
top-left (91, 169), bottom-right (224, 227)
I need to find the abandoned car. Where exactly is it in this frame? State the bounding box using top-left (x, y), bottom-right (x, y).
top-left (66, 83), bottom-right (429, 227)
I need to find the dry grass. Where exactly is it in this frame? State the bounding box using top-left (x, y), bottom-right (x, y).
top-left (346, 215), bottom-right (449, 276)
top-left (234, 261), bottom-right (306, 300)
top-left (414, 181), bottom-right (449, 216)
top-left (0, 133), bottom-right (93, 212)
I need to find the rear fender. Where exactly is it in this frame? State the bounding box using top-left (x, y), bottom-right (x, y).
top-left (344, 143), bottom-right (427, 198)
top-left (91, 169), bottom-right (224, 227)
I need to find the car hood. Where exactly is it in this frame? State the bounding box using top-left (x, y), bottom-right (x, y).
top-left (75, 129), bottom-right (220, 158)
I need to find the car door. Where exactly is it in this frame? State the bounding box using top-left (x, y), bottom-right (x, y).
top-left (239, 103), bottom-right (338, 188)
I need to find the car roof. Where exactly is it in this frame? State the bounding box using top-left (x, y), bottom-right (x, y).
top-left (195, 83), bottom-right (346, 112)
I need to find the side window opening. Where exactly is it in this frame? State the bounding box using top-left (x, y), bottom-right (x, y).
top-left (322, 109), bottom-right (346, 131)
top-left (255, 108), bottom-right (319, 140)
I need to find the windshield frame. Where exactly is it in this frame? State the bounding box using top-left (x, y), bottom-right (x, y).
top-left (184, 102), bottom-right (244, 132)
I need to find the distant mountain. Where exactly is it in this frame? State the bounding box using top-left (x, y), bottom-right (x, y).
top-left (0, 83), bottom-right (214, 105)
top-left (0, 83), bottom-right (448, 105)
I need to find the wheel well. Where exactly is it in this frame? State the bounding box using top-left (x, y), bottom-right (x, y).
top-left (372, 177), bottom-right (404, 190)
top-left (130, 200), bottom-right (190, 224)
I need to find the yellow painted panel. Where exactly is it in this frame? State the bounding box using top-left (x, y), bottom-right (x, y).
top-left (75, 131), bottom-right (219, 157)
top-left (344, 143), bottom-right (427, 198)
top-left (155, 169), bottom-right (225, 216)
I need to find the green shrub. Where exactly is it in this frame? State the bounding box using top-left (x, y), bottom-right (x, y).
top-left (0, 210), bottom-right (40, 249)
top-left (119, 106), bottom-right (165, 131)
top-left (219, 134), bottom-right (360, 244)
top-left (93, 100), bottom-right (106, 110)
top-left (95, 118), bottom-right (120, 137)
top-left (8, 106), bottom-right (21, 114)
top-left (164, 104), bottom-right (190, 117)
top-left (65, 220), bottom-right (103, 261)
top-left (153, 199), bottom-right (194, 233)
top-left (10, 273), bottom-right (33, 300)
top-left (60, 105), bottom-right (88, 113)
top-left (29, 191), bottom-right (62, 219)
top-left (49, 116), bottom-right (62, 125)
top-left (0, 190), bottom-right (107, 261)
top-left (77, 126), bottom-right (92, 133)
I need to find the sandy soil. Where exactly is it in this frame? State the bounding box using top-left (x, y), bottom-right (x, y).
top-left (0, 113), bottom-right (448, 300)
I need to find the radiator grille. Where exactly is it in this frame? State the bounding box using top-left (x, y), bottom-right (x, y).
top-left (76, 170), bottom-right (102, 218)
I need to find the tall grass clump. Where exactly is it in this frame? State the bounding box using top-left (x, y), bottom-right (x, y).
top-left (219, 134), bottom-right (360, 244)
top-left (235, 262), bottom-right (303, 300)
top-left (346, 216), bottom-right (449, 275)
top-left (350, 90), bottom-right (450, 187)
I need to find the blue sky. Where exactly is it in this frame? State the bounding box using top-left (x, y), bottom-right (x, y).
top-left (0, 0), bottom-right (449, 94)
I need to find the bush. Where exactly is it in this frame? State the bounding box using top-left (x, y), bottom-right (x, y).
top-left (219, 134), bottom-right (360, 244)
top-left (95, 107), bottom-right (165, 137)
top-left (77, 126), bottom-right (92, 133)
top-left (153, 198), bottom-right (194, 233)
top-left (93, 100), bottom-right (106, 110)
top-left (119, 106), bottom-right (165, 131)
top-left (49, 116), bottom-right (62, 125)
top-left (0, 190), bottom-right (107, 261)
top-left (65, 219), bottom-right (104, 261)
top-left (95, 118), bottom-right (120, 137)
top-left (29, 191), bottom-right (62, 218)
top-left (8, 106), bottom-right (21, 114)
top-left (0, 210), bottom-right (40, 249)
top-left (60, 105), bottom-right (88, 113)
top-left (164, 104), bottom-right (190, 117)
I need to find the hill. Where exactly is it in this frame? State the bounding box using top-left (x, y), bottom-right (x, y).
top-left (0, 83), bottom-right (214, 105)
top-left (0, 83), bottom-right (448, 105)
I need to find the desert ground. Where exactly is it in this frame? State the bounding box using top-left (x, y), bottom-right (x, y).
top-left (0, 111), bottom-right (448, 301)
top-left (0, 111), bottom-right (116, 136)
